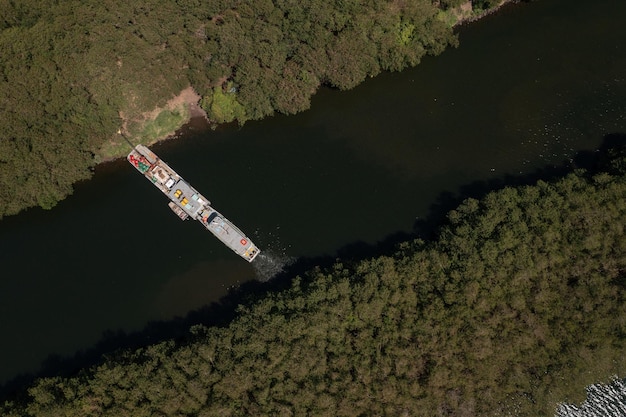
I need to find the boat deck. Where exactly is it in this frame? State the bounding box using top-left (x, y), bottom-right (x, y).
top-left (127, 145), bottom-right (260, 262)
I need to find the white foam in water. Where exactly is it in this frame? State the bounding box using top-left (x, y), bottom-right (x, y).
top-left (252, 251), bottom-right (294, 282)
top-left (251, 227), bottom-right (295, 282)
top-left (555, 377), bottom-right (626, 417)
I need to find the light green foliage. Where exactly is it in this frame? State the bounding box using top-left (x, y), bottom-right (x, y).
top-left (200, 85), bottom-right (247, 125)
top-left (3, 157), bottom-right (626, 416)
top-left (136, 108), bottom-right (189, 144)
top-left (437, 10), bottom-right (461, 28)
top-left (397, 21), bottom-right (416, 46)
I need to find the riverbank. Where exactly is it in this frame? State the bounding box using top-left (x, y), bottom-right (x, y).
top-left (94, 87), bottom-right (207, 163)
top-left (90, 1), bottom-right (517, 166)
top-left (452, 0), bottom-right (520, 26)
top-left (2, 0), bottom-right (626, 407)
top-left (4, 148), bottom-right (625, 416)
top-left (1, 0), bottom-right (510, 218)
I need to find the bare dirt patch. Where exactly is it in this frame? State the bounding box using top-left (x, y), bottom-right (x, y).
top-left (97, 87), bottom-right (208, 163)
top-left (119, 86), bottom-right (206, 135)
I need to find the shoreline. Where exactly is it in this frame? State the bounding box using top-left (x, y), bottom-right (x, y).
top-left (94, 87), bottom-right (208, 164)
top-left (94, 1), bottom-right (520, 166)
top-left (452, 0), bottom-right (521, 27)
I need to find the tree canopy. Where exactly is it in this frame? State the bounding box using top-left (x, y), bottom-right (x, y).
top-left (0, 0), bottom-right (470, 218)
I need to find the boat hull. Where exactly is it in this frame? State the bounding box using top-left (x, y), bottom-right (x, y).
top-left (128, 145), bottom-right (260, 262)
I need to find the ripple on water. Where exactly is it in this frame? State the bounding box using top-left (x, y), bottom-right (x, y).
top-left (555, 377), bottom-right (626, 417)
top-left (251, 228), bottom-right (295, 282)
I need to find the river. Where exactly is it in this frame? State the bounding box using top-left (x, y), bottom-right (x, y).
top-left (0, 0), bottom-right (625, 398)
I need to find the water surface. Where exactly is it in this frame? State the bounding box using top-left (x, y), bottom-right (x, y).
top-left (0, 0), bottom-right (625, 387)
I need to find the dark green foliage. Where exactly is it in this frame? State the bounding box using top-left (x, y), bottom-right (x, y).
top-left (438, 0), bottom-right (468, 10)
top-left (1, 0), bottom-right (460, 218)
top-left (4, 162), bottom-right (626, 416)
top-left (0, 0), bottom-right (195, 217)
top-left (473, 0), bottom-right (502, 10)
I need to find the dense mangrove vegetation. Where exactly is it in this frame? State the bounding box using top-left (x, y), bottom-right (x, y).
top-left (2, 148), bottom-right (625, 416)
top-left (0, 0), bottom-right (506, 218)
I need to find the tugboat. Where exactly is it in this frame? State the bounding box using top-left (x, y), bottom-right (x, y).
top-left (127, 145), bottom-right (260, 262)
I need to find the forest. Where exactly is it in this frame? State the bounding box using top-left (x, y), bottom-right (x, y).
top-left (2, 147), bottom-right (625, 416)
top-left (0, 0), bottom-right (501, 218)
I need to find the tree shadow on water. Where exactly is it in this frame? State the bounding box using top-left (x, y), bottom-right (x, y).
top-left (0, 277), bottom-right (269, 402)
top-left (415, 132), bottom-right (626, 239)
top-left (2, 133), bottom-right (624, 404)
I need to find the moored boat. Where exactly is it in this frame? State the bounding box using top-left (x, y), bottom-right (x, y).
top-left (127, 145), bottom-right (260, 262)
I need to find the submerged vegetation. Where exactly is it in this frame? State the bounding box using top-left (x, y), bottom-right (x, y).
top-left (0, 0), bottom-right (508, 218)
top-left (2, 149), bottom-right (625, 416)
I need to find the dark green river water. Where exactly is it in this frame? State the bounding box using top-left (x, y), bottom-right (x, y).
top-left (1, 0), bottom-right (625, 387)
